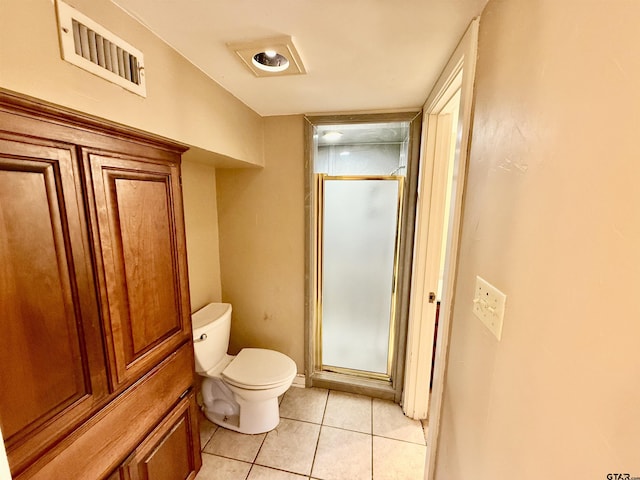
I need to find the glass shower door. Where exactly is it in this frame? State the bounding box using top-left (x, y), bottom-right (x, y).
top-left (319, 176), bottom-right (403, 377)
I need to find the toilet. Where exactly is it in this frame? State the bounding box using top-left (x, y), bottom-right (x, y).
top-left (191, 303), bottom-right (297, 434)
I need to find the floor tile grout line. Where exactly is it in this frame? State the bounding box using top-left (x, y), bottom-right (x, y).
top-left (371, 432), bottom-right (428, 447)
top-left (279, 416), bottom-right (325, 426)
top-left (321, 389), bottom-right (330, 425)
top-left (201, 424), bottom-right (219, 452)
top-left (280, 414), bottom-right (374, 435)
top-left (203, 450), bottom-right (304, 477)
top-left (318, 423), bottom-right (372, 436)
top-left (213, 426), bottom-right (419, 444)
top-left (244, 424), bottom-right (270, 480)
top-left (308, 388), bottom-right (330, 479)
top-left (370, 396), bottom-right (374, 480)
top-left (251, 460), bottom-right (312, 478)
top-left (202, 450), bottom-right (310, 479)
top-left (201, 451), bottom-right (252, 464)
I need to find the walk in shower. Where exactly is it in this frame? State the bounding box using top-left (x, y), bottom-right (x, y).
top-left (305, 113), bottom-right (421, 400)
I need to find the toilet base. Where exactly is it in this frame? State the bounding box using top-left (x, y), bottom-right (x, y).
top-left (200, 376), bottom-right (283, 434)
top-left (203, 410), bottom-right (241, 433)
top-left (203, 396), bottom-right (280, 434)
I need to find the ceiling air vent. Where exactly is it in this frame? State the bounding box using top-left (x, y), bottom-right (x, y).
top-left (55, 0), bottom-right (146, 97)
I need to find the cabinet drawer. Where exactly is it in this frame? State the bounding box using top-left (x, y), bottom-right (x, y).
top-left (122, 392), bottom-right (201, 480)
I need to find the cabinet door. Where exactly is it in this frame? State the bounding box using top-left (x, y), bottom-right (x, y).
top-left (0, 136), bottom-right (107, 474)
top-left (123, 392), bottom-right (201, 480)
top-left (82, 149), bottom-right (191, 390)
top-left (107, 470), bottom-right (123, 480)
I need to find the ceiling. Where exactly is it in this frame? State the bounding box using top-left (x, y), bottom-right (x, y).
top-left (110, 0), bottom-right (487, 117)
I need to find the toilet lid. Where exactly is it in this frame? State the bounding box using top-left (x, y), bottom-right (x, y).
top-left (222, 348), bottom-right (296, 388)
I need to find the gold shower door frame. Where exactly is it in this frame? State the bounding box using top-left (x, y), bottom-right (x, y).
top-left (314, 174), bottom-right (405, 382)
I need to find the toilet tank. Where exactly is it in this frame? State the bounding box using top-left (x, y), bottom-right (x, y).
top-left (191, 303), bottom-right (232, 374)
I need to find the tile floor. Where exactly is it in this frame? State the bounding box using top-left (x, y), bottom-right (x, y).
top-left (195, 387), bottom-right (427, 480)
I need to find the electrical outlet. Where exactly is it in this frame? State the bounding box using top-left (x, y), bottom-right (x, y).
top-left (472, 276), bottom-right (507, 340)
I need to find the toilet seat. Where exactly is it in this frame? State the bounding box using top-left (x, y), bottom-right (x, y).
top-left (222, 348), bottom-right (296, 390)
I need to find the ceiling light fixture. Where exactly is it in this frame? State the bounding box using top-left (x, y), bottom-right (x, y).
top-left (227, 36), bottom-right (306, 77)
top-left (322, 131), bottom-right (343, 142)
top-left (252, 50), bottom-right (290, 72)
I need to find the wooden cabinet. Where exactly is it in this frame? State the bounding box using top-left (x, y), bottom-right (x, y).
top-left (0, 135), bottom-right (108, 474)
top-left (108, 471), bottom-right (123, 480)
top-left (121, 392), bottom-right (201, 480)
top-left (0, 92), bottom-right (200, 479)
top-left (107, 392), bottom-right (200, 480)
top-left (82, 149), bottom-right (192, 390)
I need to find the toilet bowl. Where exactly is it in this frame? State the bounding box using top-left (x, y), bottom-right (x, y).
top-left (192, 303), bottom-right (297, 434)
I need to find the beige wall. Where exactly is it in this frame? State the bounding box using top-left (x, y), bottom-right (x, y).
top-left (182, 159), bottom-right (222, 312)
top-left (216, 115), bottom-right (306, 371)
top-left (436, 1), bottom-right (640, 478)
top-left (0, 0), bottom-right (263, 166)
top-left (0, 0), bottom-right (261, 325)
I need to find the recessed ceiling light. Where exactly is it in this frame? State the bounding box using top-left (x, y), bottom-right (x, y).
top-left (227, 36), bottom-right (306, 77)
top-left (323, 131), bottom-right (343, 142)
top-left (339, 151), bottom-right (350, 156)
top-left (252, 50), bottom-right (290, 72)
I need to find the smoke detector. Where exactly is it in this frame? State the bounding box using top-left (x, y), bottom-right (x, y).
top-left (227, 36), bottom-right (306, 77)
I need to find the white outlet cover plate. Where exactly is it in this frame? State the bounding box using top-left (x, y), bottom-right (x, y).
top-left (472, 276), bottom-right (507, 340)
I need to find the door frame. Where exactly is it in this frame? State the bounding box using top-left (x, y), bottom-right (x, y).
top-left (423, 19), bottom-right (478, 479)
top-left (303, 112), bottom-right (422, 402)
top-left (399, 17), bottom-right (479, 477)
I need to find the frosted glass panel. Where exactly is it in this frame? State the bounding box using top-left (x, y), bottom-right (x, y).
top-left (321, 179), bottom-right (400, 374)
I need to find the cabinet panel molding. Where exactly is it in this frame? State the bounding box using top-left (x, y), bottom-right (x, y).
top-left (124, 392), bottom-right (201, 480)
top-left (83, 150), bottom-right (192, 390)
top-left (0, 137), bottom-right (108, 476)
